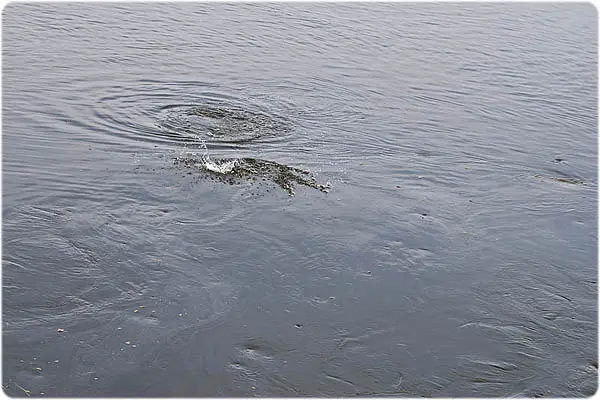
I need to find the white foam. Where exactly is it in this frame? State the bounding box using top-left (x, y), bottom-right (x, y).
top-left (203, 158), bottom-right (238, 174)
top-left (177, 136), bottom-right (238, 174)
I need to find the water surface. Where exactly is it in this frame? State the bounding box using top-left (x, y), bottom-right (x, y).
top-left (2, 3), bottom-right (597, 397)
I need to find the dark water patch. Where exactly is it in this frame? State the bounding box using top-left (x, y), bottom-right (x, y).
top-left (174, 155), bottom-right (330, 196)
top-left (158, 101), bottom-right (290, 145)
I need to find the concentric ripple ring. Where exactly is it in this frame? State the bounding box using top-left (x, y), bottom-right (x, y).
top-left (157, 99), bottom-right (291, 145)
top-left (79, 82), bottom-right (295, 149)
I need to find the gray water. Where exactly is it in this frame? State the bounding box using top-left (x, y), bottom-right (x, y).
top-left (2, 3), bottom-right (597, 397)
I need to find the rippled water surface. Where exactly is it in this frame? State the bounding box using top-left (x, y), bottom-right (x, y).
top-left (2, 3), bottom-right (597, 397)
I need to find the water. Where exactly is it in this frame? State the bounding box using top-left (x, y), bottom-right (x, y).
top-left (2, 3), bottom-right (597, 397)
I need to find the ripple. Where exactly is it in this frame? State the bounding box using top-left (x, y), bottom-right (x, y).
top-left (80, 81), bottom-right (295, 150)
top-left (157, 101), bottom-right (290, 145)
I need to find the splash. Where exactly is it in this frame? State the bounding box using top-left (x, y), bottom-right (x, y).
top-left (174, 149), bottom-right (330, 196)
top-left (203, 158), bottom-right (238, 174)
top-left (170, 107), bottom-right (329, 196)
top-left (177, 136), bottom-right (240, 175)
top-left (198, 136), bottom-right (239, 174)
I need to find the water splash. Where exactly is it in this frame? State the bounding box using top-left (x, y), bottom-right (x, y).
top-left (174, 148), bottom-right (330, 196)
top-left (198, 136), bottom-right (239, 174)
top-left (177, 135), bottom-right (240, 175)
top-left (203, 158), bottom-right (239, 174)
top-left (173, 126), bottom-right (329, 196)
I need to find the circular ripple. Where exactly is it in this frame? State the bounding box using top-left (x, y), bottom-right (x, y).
top-left (157, 100), bottom-right (290, 144)
top-left (75, 81), bottom-right (295, 150)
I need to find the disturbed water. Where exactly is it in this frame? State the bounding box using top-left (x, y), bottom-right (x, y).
top-left (2, 3), bottom-right (597, 397)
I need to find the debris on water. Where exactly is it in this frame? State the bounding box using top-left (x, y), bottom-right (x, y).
top-left (535, 174), bottom-right (584, 185)
top-left (555, 177), bottom-right (584, 184)
top-left (56, 328), bottom-right (64, 333)
top-left (294, 323), bottom-right (303, 329)
top-left (174, 156), bottom-right (330, 196)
